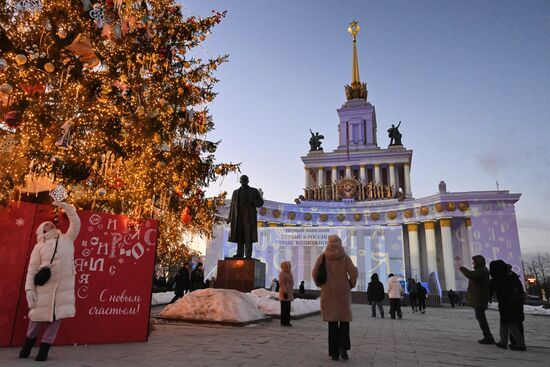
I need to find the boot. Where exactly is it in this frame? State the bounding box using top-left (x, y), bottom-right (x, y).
top-left (35, 343), bottom-right (51, 362)
top-left (339, 347), bottom-right (349, 360)
top-left (19, 337), bottom-right (36, 358)
top-left (478, 337), bottom-right (495, 345)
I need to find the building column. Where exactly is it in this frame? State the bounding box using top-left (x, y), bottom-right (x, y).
top-left (466, 218), bottom-right (474, 258)
top-left (407, 223), bottom-right (421, 281)
top-left (304, 167), bottom-right (311, 188)
top-left (423, 221), bottom-right (438, 276)
top-left (359, 165), bottom-right (366, 183)
top-left (439, 218), bottom-right (456, 291)
top-left (345, 165), bottom-right (351, 178)
top-left (331, 166), bottom-right (338, 183)
top-left (389, 164), bottom-right (396, 190)
top-left (404, 163), bottom-right (411, 197)
top-left (374, 164), bottom-right (381, 184)
top-left (317, 167), bottom-right (324, 186)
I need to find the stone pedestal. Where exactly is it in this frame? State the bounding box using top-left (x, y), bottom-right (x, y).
top-left (216, 258), bottom-right (266, 293)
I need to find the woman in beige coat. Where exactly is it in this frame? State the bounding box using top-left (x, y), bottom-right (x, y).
top-left (19, 201), bottom-right (80, 361)
top-left (312, 235), bottom-right (358, 361)
top-left (279, 261), bottom-right (294, 326)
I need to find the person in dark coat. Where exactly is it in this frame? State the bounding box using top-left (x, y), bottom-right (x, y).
top-left (448, 289), bottom-right (456, 308)
top-left (367, 273), bottom-right (385, 318)
top-left (506, 264), bottom-right (524, 348)
top-left (227, 175), bottom-right (264, 258)
top-left (190, 262), bottom-right (205, 292)
top-left (170, 263), bottom-right (191, 303)
top-left (417, 282), bottom-right (427, 313)
top-left (459, 255), bottom-right (494, 344)
top-left (299, 280), bottom-right (305, 295)
top-left (490, 260), bottom-right (526, 351)
top-left (407, 278), bottom-right (418, 313)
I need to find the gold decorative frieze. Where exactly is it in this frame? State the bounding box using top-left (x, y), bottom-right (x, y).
top-left (420, 206), bottom-right (429, 216)
top-left (458, 202), bottom-right (469, 212)
top-left (434, 203), bottom-right (444, 213)
top-left (387, 211), bottom-right (397, 220)
top-left (303, 213), bottom-right (312, 221)
top-left (353, 213), bottom-right (362, 221)
top-left (272, 209), bottom-right (281, 218)
top-left (370, 212), bottom-right (380, 221)
top-left (259, 207), bottom-right (268, 216)
top-left (287, 211), bottom-right (296, 220)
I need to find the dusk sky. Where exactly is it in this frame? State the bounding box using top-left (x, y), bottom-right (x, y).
top-left (183, 0), bottom-right (550, 256)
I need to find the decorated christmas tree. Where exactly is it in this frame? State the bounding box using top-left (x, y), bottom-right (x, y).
top-left (0, 0), bottom-right (238, 267)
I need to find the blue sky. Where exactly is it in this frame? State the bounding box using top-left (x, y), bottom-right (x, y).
top-left (182, 0), bottom-right (550, 255)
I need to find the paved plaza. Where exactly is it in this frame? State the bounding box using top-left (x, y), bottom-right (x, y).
top-left (1, 305), bottom-right (549, 367)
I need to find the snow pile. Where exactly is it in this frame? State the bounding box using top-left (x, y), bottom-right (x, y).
top-left (151, 291), bottom-right (174, 306)
top-left (488, 303), bottom-right (550, 316)
top-left (250, 288), bottom-right (321, 316)
top-left (159, 288), bottom-right (266, 322)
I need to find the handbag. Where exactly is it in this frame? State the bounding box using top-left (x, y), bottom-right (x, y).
top-left (34, 238), bottom-right (59, 286)
top-left (316, 254), bottom-right (327, 284)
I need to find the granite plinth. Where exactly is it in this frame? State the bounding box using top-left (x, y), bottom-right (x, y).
top-left (216, 258), bottom-right (266, 293)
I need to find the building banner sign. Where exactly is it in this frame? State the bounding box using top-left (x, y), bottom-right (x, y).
top-left (219, 225), bottom-right (405, 291)
top-left (0, 202), bottom-right (158, 347)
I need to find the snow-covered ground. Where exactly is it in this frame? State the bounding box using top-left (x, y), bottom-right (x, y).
top-left (159, 288), bottom-right (267, 323)
top-left (488, 302), bottom-right (550, 316)
top-left (250, 288), bottom-right (320, 316)
top-left (151, 291), bottom-right (175, 306)
top-left (157, 288), bottom-right (321, 323)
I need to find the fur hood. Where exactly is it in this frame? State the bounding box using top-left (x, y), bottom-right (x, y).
top-left (324, 235), bottom-right (346, 260)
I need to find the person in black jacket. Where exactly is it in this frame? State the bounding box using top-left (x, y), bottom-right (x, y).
top-left (170, 263), bottom-right (191, 303)
top-left (366, 273), bottom-right (385, 318)
top-left (407, 278), bottom-right (418, 313)
top-left (299, 280), bottom-right (305, 295)
top-left (417, 282), bottom-right (427, 314)
top-left (190, 262), bottom-right (205, 292)
top-left (490, 260), bottom-right (526, 351)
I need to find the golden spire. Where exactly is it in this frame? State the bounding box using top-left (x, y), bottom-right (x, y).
top-left (345, 20), bottom-right (368, 101)
top-left (348, 20), bottom-right (361, 84)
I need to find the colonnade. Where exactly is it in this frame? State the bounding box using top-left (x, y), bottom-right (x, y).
top-left (305, 162), bottom-right (411, 197)
top-left (406, 218), bottom-right (468, 290)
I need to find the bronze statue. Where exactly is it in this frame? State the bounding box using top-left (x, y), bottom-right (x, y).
top-left (387, 121), bottom-right (402, 146)
top-left (228, 175), bottom-right (264, 258)
top-left (309, 129), bottom-right (324, 151)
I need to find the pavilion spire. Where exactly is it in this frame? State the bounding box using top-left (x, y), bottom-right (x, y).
top-left (345, 20), bottom-right (368, 101)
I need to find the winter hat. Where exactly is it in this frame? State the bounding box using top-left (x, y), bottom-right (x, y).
top-left (35, 221), bottom-right (60, 243)
top-left (281, 261), bottom-right (291, 273)
top-left (388, 273), bottom-right (395, 278)
top-left (35, 221), bottom-right (55, 236)
top-left (371, 273), bottom-right (379, 281)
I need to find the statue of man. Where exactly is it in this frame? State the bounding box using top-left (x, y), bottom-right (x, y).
top-left (228, 175), bottom-right (264, 259)
top-left (387, 121), bottom-right (402, 146)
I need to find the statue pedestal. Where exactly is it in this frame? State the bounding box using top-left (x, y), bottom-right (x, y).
top-left (216, 258), bottom-right (266, 293)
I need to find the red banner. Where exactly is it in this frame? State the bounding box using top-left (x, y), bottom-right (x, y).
top-left (0, 202), bottom-right (158, 346)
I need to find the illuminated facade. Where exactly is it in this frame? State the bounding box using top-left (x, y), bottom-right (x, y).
top-left (205, 22), bottom-right (523, 292)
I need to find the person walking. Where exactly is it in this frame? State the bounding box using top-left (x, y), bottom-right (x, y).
top-left (459, 255), bottom-right (495, 345)
top-left (189, 262), bottom-right (205, 292)
top-left (19, 201), bottom-right (81, 361)
top-left (417, 282), bottom-right (427, 313)
top-left (506, 264), bottom-right (524, 348)
top-left (367, 273), bottom-right (385, 318)
top-left (279, 261), bottom-right (294, 326)
top-left (490, 260), bottom-right (526, 351)
top-left (448, 289), bottom-right (456, 308)
top-left (387, 273), bottom-right (403, 319)
top-left (312, 235), bottom-right (358, 361)
top-left (407, 278), bottom-right (418, 313)
top-left (299, 280), bottom-right (305, 295)
top-left (170, 262), bottom-right (191, 303)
